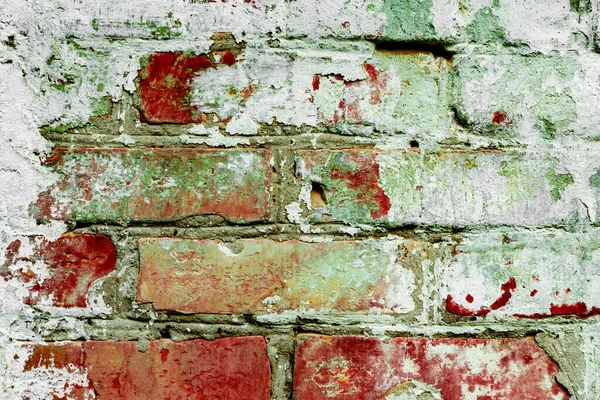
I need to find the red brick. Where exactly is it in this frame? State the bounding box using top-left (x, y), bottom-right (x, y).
top-left (83, 337), bottom-right (270, 399)
top-left (23, 343), bottom-right (83, 371)
top-left (1, 233), bottom-right (116, 307)
top-left (31, 148), bottom-right (272, 224)
top-left (139, 51), bottom-right (241, 124)
top-left (139, 52), bottom-right (213, 124)
top-left (137, 238), bottom-right (418, 314)
top-left (21, 343), bottom-right (93, 399)
top-left (23, 337), bottom-right (270, 399)
top-left (294, 335), bottom-right (568, 399)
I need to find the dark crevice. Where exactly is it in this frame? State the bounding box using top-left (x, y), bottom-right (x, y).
top-left (373, 41), bottom-right (457, 61)
top-left (310, 182), bottom-right (328, 209)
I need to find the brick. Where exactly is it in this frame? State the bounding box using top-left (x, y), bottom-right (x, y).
top-left (284, 0), bottom-right (435, 42)
top-left (453, 54), bottom-right (600, 141)
top-left (22, 337), bottom-right (270, 399)
top-left (295, 149), bottom-right (576, 227)
top-left (186, 46), bottom-right (452, 137)
top-left (285, 0), bottom-right (590, 50)
top-left (83, 337), bottom-right (270, 399)
top-left (140, 51), bottom-right (240, 124)
top-left (442, 230), bottom-right (600, 319)
top-left (23, 342), bottom-right (83, 371)
top-left (137, 238), bottom-right (419, 314)
top-left (20, 343), bottom-right (93, 399)
top-left (31, 148), bottom-right (272, 224)
top-left (294, 334), bottom-right (568, 399)
top-left (1, 233), bottom-right (116, 307)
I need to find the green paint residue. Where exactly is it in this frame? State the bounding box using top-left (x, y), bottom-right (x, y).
top-left (144, 18), bottom-right (183, 40)
top-left (91, 97), bottom-right (111, 117)
top-left (464, 7), bottom-right (507, 44)
top-left (454, 55), bottom-right (579, 139)
top-left (302, 152), bottom-right (380, 225)
top-left (381, 0), bottom-right (436, 40)
top-left (532, 92), bottom-right (577, 140)
top-left (570, 0), bottom-right (592, 15)
top-left (545, 160), bottom-right (573, 202)
top-left (498, 158), bottom-right (542, 206)
top-left (590, 168), bottom-right (600, 190)
top-left (49, 150), bottom-right (269, 223)
top-left (288, 242), bottom-right (394, 311)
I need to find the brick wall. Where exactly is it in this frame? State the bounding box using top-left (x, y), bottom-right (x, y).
top-left (2, 0), bottom-right (600, 398)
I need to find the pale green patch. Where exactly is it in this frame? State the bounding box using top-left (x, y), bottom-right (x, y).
top-left (545, 159), bottom-right (574, 202)
top-left (380, 0), bottom-right (436, 40)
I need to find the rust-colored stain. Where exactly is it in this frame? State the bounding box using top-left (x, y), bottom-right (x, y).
top-left (492, 111), bottom-right (513, 125)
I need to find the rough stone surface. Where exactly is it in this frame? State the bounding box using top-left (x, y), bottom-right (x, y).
top-left (294, 334), bottom-right (569, 399)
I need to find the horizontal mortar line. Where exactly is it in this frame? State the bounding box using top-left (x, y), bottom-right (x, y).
top-left (41, 133), bottom-right (569, 153)
top-left (70, 222), bottom-right (587, 238)
top-left (27, 319), bottom-right (600, 342)
top-left (41, 134), bottom-right (393, 148)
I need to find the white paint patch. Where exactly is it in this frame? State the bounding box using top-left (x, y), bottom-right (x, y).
top-left (179, 130), bottom-right (250, 147)
top-left (217, 242), bottom-right (241, 257)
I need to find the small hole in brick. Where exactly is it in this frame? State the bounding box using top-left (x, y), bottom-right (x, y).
top-left (409, 140), bottom-right (419, 149)
top-left (310, 182), bottom-right (327, 209)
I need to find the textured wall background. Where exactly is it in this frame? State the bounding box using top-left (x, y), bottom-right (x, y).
top-left (1, 0), bottom-right (600, 398)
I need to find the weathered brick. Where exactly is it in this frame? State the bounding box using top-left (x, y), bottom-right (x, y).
top-left (137, 238), bottom-right (419, 314)
top-left (31, 148), bottom-right (272, 224)
top-left (139, 51), bottom-right (241, 123)
top-left (295, 149), bottom-right (576, 227)
top-left (286, 0), bottom-right (590, 50)
top-left (185, 46), bottom-right (452, 137)
top-left (22, 337), bottom-right (270, 399)
top-left (1, 233), bottom-right (116, 307)
top-left (83, 337), bottom-right (270, 399)
top-left (23, 342), bottom-right (83, 371)
top-left (20, 342), bottom-right (93, 399)
top-left (294, 334), bottom-right (568, 399)
top-left (442, 230), bottom-right (600, 319)
top-left (453, 54), bottom-right (600, 141)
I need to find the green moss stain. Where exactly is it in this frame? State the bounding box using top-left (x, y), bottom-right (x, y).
top-left (498, 158), bottom-right (543, 205)
top-left (91, 18), bottom-right (99, 31)
top-left (570, 0), bottom-right (592, 15)
top-left (143, 14), bottom-right (183, 40)
top-left (533, 92), bottom-right (577, 140)
top-left (91, 97), bottom-right (111, 117)
top-left (380, 0), bottom-right (436, 40)
top-left (589, 168), bottom-right (600, 222)
top-left (590, 168), bottom-right (600, 190)
top-left (545, 160), bottom-right (573, 202)
top-left (464, 8), bottom-right (507, 44)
